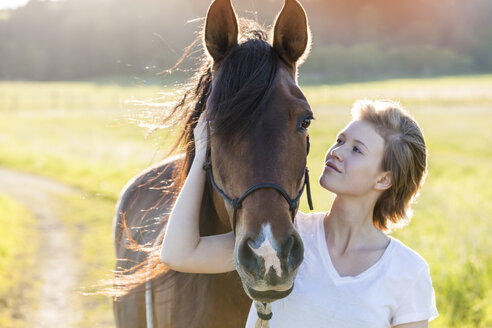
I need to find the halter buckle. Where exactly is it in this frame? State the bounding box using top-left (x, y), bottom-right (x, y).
top-left (231, 198), bottom-right (242, 209)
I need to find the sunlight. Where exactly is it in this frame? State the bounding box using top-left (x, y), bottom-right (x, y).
top-left (0, 0), bottom-right (58, 10)
top-left (0, 0), bottom-right (29, 10)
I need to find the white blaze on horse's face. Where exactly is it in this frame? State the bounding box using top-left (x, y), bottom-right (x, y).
top-left (249, 224), bottom-right (282, 277)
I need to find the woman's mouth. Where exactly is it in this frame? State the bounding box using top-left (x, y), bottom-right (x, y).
top-left (325, 162), bottom-right (341, 173)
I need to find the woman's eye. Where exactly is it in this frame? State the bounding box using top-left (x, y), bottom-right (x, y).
top-left (353, 146), bottom-right (361, 154)
top-left (336, 138), bottom-right (343, 145)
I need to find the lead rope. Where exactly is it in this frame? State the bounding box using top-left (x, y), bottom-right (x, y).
top-left (305, 135), bottom-right (314, 210)
top-left (254, 301), bottom-right (272, 328)
top-left (145, 258), bottom-right (155, 328)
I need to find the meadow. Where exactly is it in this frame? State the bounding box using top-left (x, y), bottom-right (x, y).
top-left (0, 195), bottom-right (37, 327)
top-left (0, 75), bottom-right (491, 327)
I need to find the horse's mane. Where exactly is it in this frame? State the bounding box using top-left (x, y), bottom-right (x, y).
top-left (206, 29), bottom-right (280, 145)
top-left (105, 19), bottom-right (280, 298)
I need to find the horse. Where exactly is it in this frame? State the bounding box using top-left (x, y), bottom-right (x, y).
top-left (112, 0), bottom-right (312, 326)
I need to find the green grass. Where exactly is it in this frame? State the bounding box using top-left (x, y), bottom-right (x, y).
top-left (59, 194), bottom-right (116, 328)
top-left (0, 194), bottom-right (38, 327)
top-left (302, 74), bottom-right (492, 107)
top-left (0, 82), bottom-right (178, 201)
top-left (394, 105), bottom-right (492, 328)
top-left (0, 76), bottom-right (491, 327)
top-left (0, 81), bottom-right (167, 111)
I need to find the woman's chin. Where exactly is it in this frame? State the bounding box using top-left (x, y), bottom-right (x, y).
top-left (319, 174), bottom-right (335, 192)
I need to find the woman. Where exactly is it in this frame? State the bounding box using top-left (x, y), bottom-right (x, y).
top-left (161, 99), bottom-right (438, 327)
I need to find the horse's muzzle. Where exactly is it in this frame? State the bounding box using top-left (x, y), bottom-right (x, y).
top-left (234, 225), bottom-right (304, 301)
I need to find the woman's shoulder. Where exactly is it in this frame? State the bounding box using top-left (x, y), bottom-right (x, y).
top-left (293, 210), bottom-right (328, 243)
top-left (295, 210), bottom-right (327, 220)
top-left (386, 237), bottom-right (430, 273)
top-left (386, 238), bottom-right (438, 325)
top-left (295, 210), bottom-right (327, 228)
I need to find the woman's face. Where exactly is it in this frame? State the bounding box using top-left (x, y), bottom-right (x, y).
top-left (319, 119), bottom-right (387, 197)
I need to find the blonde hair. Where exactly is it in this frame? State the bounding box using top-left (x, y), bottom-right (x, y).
top-left (351, 99), bottom-right (427, 232)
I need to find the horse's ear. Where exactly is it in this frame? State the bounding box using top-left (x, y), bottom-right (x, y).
top-left (204, 0), bottom-right (239, 62)
top-left (272, 0), bottom-right (310, 68)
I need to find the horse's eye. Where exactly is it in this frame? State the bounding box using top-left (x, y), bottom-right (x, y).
top-left (301, 117), bottom-right (313, 129)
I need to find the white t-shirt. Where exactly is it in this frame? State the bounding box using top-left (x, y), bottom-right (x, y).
top-left (245, 211), bottom-right (438, 328)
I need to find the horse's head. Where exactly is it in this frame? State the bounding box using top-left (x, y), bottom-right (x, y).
top-left (203, 0), bottom-right (312, 302)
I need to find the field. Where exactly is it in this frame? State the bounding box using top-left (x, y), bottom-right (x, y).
top-left (0, 75), bottom-right (491, 327)
top-left (0, 194), bottom-right (37, 327)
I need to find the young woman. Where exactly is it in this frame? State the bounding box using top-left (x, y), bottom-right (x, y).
top-left (161, 99), bottom-right (438, 327)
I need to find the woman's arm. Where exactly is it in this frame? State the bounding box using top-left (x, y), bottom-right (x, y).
top-left (160, 114), bottom-right (235, 273)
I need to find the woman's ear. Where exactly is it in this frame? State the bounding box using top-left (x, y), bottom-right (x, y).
top-left (375, 172), bottom-right (392, 191)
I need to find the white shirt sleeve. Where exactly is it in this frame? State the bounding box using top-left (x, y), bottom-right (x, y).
top-left (391, 264), bottom-right (439, 326)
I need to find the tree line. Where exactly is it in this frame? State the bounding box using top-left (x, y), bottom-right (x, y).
top-left (1, 0), bottom-right (491, 83)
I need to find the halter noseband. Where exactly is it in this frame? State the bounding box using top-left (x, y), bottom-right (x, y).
top-left (202, 137), bottom-right (314, 234)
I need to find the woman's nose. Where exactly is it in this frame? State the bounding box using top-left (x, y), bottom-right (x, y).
top-left (331, 146), bottom-right (343, 161)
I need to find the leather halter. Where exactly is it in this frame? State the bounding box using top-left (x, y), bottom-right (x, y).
top-left (203, 136), bottom-right (314, 234)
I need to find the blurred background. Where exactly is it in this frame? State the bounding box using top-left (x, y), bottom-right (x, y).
top-left (0, 0), bottom-right (491, 327)
top-left (1, 0), bottom-right (492, 83)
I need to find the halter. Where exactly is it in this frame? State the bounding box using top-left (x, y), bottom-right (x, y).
top-left (202, 136), bottom-right (314, 235)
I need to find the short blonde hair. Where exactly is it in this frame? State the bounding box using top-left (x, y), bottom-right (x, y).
top-left (352, 99), bottom-right (427, 232)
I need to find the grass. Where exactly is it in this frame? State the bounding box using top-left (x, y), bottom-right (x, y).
top-left (395, 105), bottom-right (492, 328)
top-left (0, 75), bottom-right (491, 327)
top-left (0, 194), bottom-right (38, 327)
top-left (301, 74), bottom-right (492, 107)
top-left (0, 82), bottom-right (178, 201)
top-left (60, 194), bottom-right (116, 328)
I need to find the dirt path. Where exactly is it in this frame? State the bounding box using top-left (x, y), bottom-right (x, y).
top-left (0, 167), bottom-right (81, 327)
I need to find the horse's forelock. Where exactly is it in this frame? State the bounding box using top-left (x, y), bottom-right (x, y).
top-left (206, 26), bottom-right (280, 146)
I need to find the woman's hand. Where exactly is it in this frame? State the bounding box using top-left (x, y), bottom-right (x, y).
top-left (194, 112), bottom-right (208, 153)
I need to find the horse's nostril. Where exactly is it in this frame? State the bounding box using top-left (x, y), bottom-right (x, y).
top-left (238, 238), bottom-right (261, 276)
top-left (287, 233), bottom-right (304, 271)
top-left (283, 235), bottom-right (295, 257)
top-left (246, 239), bottom-right (256, 250)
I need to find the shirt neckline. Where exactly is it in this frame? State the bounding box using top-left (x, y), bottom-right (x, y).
top-left (317, 212), bottom-right (395, 284)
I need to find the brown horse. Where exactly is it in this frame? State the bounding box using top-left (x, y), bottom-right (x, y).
top-left (113, 0), bottom-right (312, 326)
